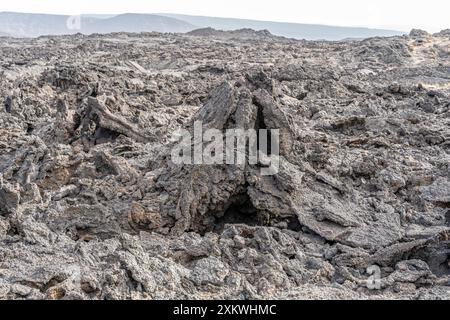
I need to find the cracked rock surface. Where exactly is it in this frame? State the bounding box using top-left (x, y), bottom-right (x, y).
top-left (0, 29), bottom-right (449, 300)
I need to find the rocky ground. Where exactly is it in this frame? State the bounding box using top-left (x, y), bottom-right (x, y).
top-left (0, 28), bottom-right (449, 300)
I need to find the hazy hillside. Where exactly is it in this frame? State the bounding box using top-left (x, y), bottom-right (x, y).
top-left (161, 13), bottom-right (405, 40)
top-left (0, 11), bottom-right (404, 40)
top-left (0, 12), bottom-right (97, 37)
top-left (0, 12), bottom-right (195, 37)
top-left (83, 14), bottom-right (195, 34)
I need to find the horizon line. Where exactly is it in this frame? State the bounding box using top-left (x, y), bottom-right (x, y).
top-left (0, 11), bottom-right (413, 33)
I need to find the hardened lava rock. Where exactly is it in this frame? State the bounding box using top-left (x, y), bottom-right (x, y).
top-left (0, 29), bottom-right (449, 300)
top-left (149, 74), bottom-right (299, 236)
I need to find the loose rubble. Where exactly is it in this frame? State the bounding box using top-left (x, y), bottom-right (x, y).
top-left (0, 29), bottom-right (449, 300)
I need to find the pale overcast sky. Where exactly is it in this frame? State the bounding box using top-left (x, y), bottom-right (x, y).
top-left (1, 0), bottom-right (449, 32)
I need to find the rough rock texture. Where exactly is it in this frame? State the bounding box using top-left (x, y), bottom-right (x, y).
top-left (0, 30), bottom-right (449, 300)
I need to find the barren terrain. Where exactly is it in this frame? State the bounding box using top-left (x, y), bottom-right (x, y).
top-left (0, 28), bottom-right (449, 299)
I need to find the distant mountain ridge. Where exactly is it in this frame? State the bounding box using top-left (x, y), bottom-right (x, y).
top-left (0, 12), bottom-right (195, 37)
top-left (162, 13), bottom-right (405, 40)
top-left (187, 27), bottom-right (281, 41)
top-left (0, 11), bottom-right (405, 40)
top-left (82, 13), bottom-right (195, 34)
